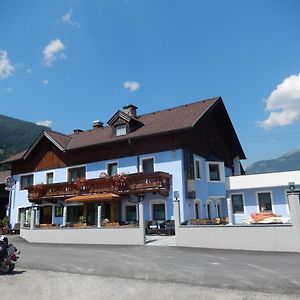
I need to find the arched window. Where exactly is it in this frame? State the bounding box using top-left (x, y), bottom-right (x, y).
top-left (207, 200), bottom-right (212, 219)
top-left (216, 200), bottom-right (222, 218)
top-left (194, 200), bottom-right (201, 219)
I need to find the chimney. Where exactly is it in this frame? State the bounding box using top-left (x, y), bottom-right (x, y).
top-left (123, 104), bottom-right (138, 118)
top-left (93, 120), bottom-right (103, 128)
top-left (73, 129), bottom-right (83, 134)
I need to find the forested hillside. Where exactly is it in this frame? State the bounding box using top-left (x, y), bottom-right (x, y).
top-left (0, 114), bottom-right (48, 162)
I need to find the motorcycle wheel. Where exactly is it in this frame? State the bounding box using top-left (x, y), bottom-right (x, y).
top-left (0, 262), bottom-right (15, 274)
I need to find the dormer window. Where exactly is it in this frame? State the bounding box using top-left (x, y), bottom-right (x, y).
top-left (107, 104), bottom-right (144, 136)
top-left (115, 124), bottom-right (127, 136)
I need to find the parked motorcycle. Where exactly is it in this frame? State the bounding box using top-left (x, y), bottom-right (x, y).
top-left (0, 235), bottom-right (20, 274)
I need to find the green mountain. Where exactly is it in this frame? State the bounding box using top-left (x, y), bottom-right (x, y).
top-left (0, 114), bottom-right (48, 162)
top-left (246, 149), bottom-right (300, 174)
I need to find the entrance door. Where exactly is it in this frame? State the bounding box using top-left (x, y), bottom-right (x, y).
top-left (101, 203), bottom-right (111, 221)
top-left (87, 203), bottom-right (96, 225)
top-left (40, 206), bottom-right (52, 224)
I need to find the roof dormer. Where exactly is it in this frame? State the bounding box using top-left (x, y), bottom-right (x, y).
top-left (107, 104), bottom-right (144, 136)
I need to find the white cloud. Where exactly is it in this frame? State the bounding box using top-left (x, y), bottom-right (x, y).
top-left (43, 39), bottom-right (66, 66)
top-left (257, 73), bottom-right (300, 130)
top-left (43, 79), bottom-right (49, 85)
top-left (62, 9), bottom-right (80, 28)
top-left (36, 120), bottom-right (52, 127)
top-left (0, 50), bottom-right (15, 79)
top-left (123, 81), bottom-right (140, 92)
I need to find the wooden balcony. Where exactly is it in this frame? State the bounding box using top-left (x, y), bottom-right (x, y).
top-left (27, 172), bottom-right (171, 202)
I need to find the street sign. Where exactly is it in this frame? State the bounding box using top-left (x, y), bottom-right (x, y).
top-left (5, 187), bottom-right (14, 191)
top-left (5, 176), bottom-right (16, 188)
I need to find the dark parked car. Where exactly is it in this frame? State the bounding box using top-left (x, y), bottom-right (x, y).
top-left (146, 220), bottom-right (175, 235)
top-left (159, 220), bottom-right (175, 235)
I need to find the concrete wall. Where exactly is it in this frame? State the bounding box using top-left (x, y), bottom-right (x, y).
top-left (21, 227), bottom-right (144, 245)
top-left (21, 201), bottom-right (145, 245)
top-left (174, 193), bottom-right (300, 252)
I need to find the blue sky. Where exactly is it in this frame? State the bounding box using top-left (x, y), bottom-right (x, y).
top-left (1, 0), bottom-right (300, 167)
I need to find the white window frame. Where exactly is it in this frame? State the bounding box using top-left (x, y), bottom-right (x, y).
top-left (256, 191), bottom-right (273, 213)
top-left (140, 156), bottom-right (155, 173)
top-left (150, 199), bottom-right (167, 221)
top-left (206, 161), bottom-right (225, 182)
top-left (194, 200), bottom-right (202, 219)
top-left (194, 159), bottom-right (202, 180)
top-left (66, 164), bottom-right (86, 182)
top-left (115, 124), bottom-right (127, 136)
top-left (106, 161), bottom-right (119, 177)
top-left (230, 193), bottom-right (245, 214)
top-left (122, 201), bottom-right (138, 222)
top-left (19, 173), bottom-right (34, 191)
top-left (45, 171), bottom-right (54, 184)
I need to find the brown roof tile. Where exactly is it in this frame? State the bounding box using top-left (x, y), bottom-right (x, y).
top-left (67, 97), bottom-right (220, 150)
top-left (2, 96), bottom-right (238, 162)
top-left (45, 130), bottom-right (71, 149)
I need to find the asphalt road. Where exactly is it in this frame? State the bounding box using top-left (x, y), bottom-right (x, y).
top-left (1, 236), bottom-right (300, 299)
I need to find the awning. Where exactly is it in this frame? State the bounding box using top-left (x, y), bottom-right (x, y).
top-left (65, 193), bottom-right (121, 203)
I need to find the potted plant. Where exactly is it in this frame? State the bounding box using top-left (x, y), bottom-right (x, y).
top-left (79, 215), bottom-right (86, 224)
top-left (1, 216), bottom-right (9, 234)
top-left (74, 215), bottom-right (87, 227)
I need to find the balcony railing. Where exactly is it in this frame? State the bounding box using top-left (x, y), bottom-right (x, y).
top-left (27, 172), bottom-right (171, 202)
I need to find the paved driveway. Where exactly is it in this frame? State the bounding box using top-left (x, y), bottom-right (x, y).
top-left (1, 236), bottom-right (300, 299)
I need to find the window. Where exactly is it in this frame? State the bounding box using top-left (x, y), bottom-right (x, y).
top-left (207, 201), bottom-right (212, 219)
top-left (231, 194), bottom-right (244, 213)
top-left (142, 158), bottom-right (154, 173)
top-left (126, 205), bottom-right (137, 221)
top-left (216, 201), bottom-right (222, 218)
top-left (68, 167), bottom-right (86, 182)
top-left (152, 203), bottom-right (166, 221)
top-left (209, 163), bottom-right (220, 181)
top-left (115, 124), bottom-right (127, 136)
top-left (195, 159), bottom-right (202, 179)
top-left (20, 174), bottom-right (33, 190)
top-left (67, 205), bottom-right (84, 223)
top-left (46, 172), bottom-right (54, 184)
top-left (258, 192), bottom-right (272, 212)
top-left (55, 206), bottom-right (63, 217)
top-left (194, 201), bottom-right (201, 219)
top-left (107, 162), bottom-right (118, 176)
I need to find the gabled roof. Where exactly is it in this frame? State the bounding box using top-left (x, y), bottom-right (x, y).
top-left (66, 97), bottom-right (220, 150)
top-left (22, 130), bottom-right (71, 159)
top-left (1, 96), bottom-right (246, 163)
top-left (107, 110), bottom-right (143, 126)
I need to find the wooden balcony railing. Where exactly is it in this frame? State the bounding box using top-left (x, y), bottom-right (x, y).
top-left (27, 171), bottom-right (171, 202)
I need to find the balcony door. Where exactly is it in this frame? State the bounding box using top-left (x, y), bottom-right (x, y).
top-left (40, 206), bottom-right (52, 224)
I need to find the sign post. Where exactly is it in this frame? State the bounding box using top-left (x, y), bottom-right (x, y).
top-left (4, 176), bottom-right (16, 228)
